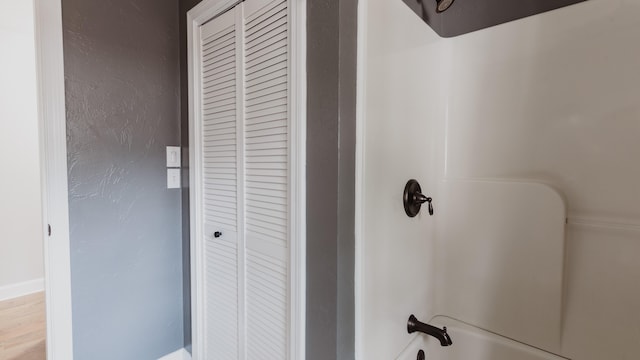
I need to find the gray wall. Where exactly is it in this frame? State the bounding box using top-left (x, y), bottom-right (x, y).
top-left (306, 0), bottom-right (357, 359)
top-left (62, 0), bottom-right (184, 358)
top-left (336, 2), bottom-right (357, 357)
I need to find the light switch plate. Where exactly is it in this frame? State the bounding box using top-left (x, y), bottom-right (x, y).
top-left (166, 146), bottom-right (181, 167)
top-left (167, 168), bottom-right (181, 189)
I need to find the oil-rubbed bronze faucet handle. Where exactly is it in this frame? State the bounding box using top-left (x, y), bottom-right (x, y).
top-left (403, 179), bottom-right (434, 217)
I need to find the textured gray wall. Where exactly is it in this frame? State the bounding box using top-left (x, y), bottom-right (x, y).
top-left (306, 0), bottom-right (339, 356)
top-left (306, 0), bottom-right (357, 359)
top-left (337, 1), bottom-right (357, 357)
top-left (62, 0), bottom-right (184, 358)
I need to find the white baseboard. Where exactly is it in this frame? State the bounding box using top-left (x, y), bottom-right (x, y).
top-left (0, 278), bottom-right (45, 301)
top-left (158, 348), bottom-right (191, 360)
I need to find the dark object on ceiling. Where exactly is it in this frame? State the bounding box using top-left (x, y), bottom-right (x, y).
top-left (402, 0), bottom-right (588, 37)
top-left (436, 0), bottom-right (456, 13)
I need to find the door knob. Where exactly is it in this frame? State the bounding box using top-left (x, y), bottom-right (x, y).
top-left (214, 231), bottom-right (222, 238)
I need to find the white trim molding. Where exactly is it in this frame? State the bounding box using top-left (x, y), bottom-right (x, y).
top-left (0, 278), bottom-right (45, 302)
top-left (34, 0), bottom-right (74, 359)
top-left (187, 0), bottom-right (306, 358)
top-left (289, 0), bottom-right (307, 358)
top-left (354, 0), bottom-right (368, 358)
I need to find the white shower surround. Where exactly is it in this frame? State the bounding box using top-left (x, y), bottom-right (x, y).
top-left (356, 0), bottom-right (640, 359)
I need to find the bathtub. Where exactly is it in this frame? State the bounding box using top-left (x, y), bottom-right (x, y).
top-left (397, 317), bottom-right (569, 360)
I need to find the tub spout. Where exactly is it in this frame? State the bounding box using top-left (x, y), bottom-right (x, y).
top-left (407, 314), bottom-right (453, 346)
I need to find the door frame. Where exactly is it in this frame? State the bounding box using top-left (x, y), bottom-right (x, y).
top-left (33, 0), bottom-right (74, 359)
top-left (187, 0), bottom-right (306, 358)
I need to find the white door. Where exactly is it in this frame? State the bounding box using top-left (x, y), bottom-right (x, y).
top-left (195, 0), bottom-right (292, 358)
top-left (199, 9), bottom-right (241, 359)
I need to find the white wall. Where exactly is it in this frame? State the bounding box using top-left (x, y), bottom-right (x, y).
top-left (0, 0), bottom-right (45, 293)
top-left (358, 0), bottom-right (640, 359)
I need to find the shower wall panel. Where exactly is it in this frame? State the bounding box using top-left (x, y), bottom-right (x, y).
top-left (356, 1), bottom-right (447, 358)
top-left (358, 0), bottom-right (640, 359)
top-left (442, 2), bottom-right (640, 357)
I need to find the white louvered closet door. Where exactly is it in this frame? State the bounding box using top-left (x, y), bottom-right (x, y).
top-left (242, 0), bottom-right (290, 358)
top-left (198, 0), bottom-right (291, 358)
top-left (200, 8), bottom-right (241, 360)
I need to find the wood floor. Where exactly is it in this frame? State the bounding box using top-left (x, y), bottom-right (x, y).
top-left (0, 292), bottom-right (46, 360)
